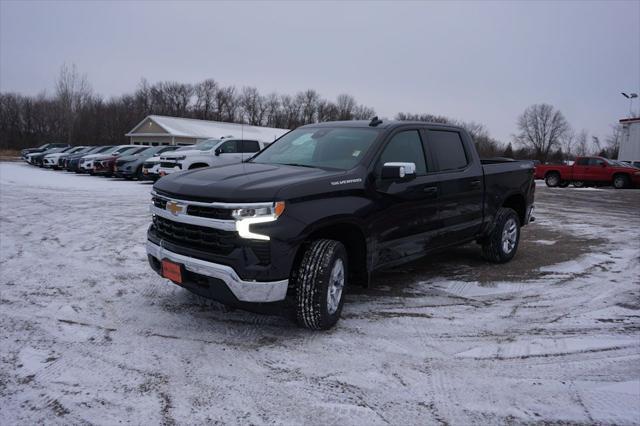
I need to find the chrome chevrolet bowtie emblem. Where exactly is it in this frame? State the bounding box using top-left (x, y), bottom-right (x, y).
top-left (166, 201), bottom-right (184, 216)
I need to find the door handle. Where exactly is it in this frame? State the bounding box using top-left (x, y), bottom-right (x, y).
top-left (423, 186), bottom-right (438, 194)
top-left (470, 180), bottom-right (481, 188)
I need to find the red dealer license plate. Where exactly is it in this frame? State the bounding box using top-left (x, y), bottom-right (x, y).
top-left (162, 259), bottom-right (183, 284)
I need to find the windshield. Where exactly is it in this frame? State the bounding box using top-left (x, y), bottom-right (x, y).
top-left (119, 147), bottom-right (146, 155)
top-left (193, 140), bottom-right (220, 151)
top-left (251, 127), bottom-right (380, 170)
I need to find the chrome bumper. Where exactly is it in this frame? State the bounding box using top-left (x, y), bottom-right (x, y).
top-left (146, 241), bottom-right (288, 303)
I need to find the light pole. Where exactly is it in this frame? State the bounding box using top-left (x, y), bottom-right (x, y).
top-left (621, 92), bottom-right (638, 117)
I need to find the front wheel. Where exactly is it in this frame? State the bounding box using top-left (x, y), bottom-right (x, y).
top-left (293, 239), bottom-right (347, 330)
top-left (481, 207), bottom-right (521, 263)
top-left (613, 174), bottom-right (629, 189)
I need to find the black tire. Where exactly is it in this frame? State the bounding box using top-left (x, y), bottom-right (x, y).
top-left (545, 172), bottom-right (560, 187)
top-left (136, 166), bottom-right (143, 180)
top-left (558, 181), bottom-right (570, 188)
top-left (481, 207), bottom-right (521, 263)
top-left (573, 181), bottom-right (585, 188)
top-left (613, 174), bottom-right (629, 189)
top-left (293, 239), bottom-right (347, 330)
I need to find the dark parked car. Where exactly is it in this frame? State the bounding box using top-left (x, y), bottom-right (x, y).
top-left (65, 146), bottom-right (114, 172)
top-left (92, 146), bottom-right (148, 177)
top-left (114, 145), bottom-right (181, 180)
top-left (21, 143), bottom-right (69, 160)
top-left (147, 119), bottom-right (536, 330)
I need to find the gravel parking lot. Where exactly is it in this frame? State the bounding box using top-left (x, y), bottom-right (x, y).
top-left (1, 162), bottom-right (639, 425)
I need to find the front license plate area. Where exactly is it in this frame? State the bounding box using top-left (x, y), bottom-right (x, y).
top-left (162, 259), bottom-right (183, 283)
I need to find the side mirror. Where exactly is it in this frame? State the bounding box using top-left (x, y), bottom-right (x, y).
top-left (214, 148), bottom-right (221, 156)
top-left (381, 162), bottom-right (416, 179)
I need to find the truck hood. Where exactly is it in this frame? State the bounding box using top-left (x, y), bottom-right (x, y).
top-left (154, 162), bottom-right (352, 202)
top-left (161, 149), bottom-right (207, 159)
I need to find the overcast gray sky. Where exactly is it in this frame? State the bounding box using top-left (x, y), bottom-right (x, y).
top-left (1, 0), bottom-right (638, 143)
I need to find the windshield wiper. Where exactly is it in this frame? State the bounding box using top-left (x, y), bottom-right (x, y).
top-left (280, 163), bottom-right (317, 169)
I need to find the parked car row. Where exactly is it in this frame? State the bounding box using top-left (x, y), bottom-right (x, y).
top-left (21, 137), bottom-right (270, 182)
top-left (534, 156), bottom-right (640, 188)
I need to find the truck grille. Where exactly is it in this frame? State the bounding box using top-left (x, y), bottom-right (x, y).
top-left (160, 162), bottom-right (180, 169)
top-left (152, 216), bottom-right (270, 264)
top-left (151, 195), bottom-right (233, 220)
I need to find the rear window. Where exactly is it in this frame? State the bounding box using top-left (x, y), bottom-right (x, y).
top-left (576, 158), bottom-right (589, 166)
top-left (428, 130), bottom-right (468, 171)
top-left (242, 140), bottom-right (261, 153)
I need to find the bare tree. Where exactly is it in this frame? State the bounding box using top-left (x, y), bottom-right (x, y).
top-left (55, 63), bottom-right (92, 143)
top-left (194, 79), bottom-right (218, 120)
top-left (515, 104), bottom-right (570, 162)
top-left (605, 123), bottom-right (623, 158)
top-left (336, 94), bottom-right (356, 120)
top-left (575, 129), bottom-right (589, 157)
top-left (560, 128), bottom-right (575, 159)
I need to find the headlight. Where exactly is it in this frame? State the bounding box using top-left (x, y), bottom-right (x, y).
top-left (233, 201), bottom-right (285, 241)
top-left (172, 156), bottom-right (186, 161)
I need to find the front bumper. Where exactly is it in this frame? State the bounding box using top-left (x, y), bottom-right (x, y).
top-left (146, 240), bottom-right (288, 303)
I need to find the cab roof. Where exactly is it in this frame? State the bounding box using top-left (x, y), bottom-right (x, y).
top-left (300, 119), bottom-right (463, 131)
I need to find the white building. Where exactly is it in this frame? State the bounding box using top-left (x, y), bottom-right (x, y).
top-left (126, 115), bottom-right (289, 146)
top-left (617, 117), bottom-right (640, 162)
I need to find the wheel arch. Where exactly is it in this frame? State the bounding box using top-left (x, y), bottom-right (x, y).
top-left (188, 162), bottom-right (209, 170)
top-left (501, 192), bottom-right (527, 225)
top-left (294, 218), bottom-right (369, 287)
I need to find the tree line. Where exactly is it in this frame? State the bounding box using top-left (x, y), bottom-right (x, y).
top-left (0, 64), bottom-right (622, 162)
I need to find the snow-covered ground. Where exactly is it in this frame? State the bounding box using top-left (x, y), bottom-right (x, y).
top-left (1, 162), bottom-right (639, 425)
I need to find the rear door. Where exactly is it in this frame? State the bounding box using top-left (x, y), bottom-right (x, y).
top-left (425, 128), bottom-right (484, 246)
top-left (588, 158), bottom-right (608, 181)
top-left (241, 140), bottom-right (261, 161)
top-left (371, 128), bottom-right (440, 268)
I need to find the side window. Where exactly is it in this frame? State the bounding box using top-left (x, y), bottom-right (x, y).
top-left (379, 130), bottom-right (427, 175)
top-left (427, 130), bottom-right (468, 171)
top-left (242, 140), bottom-right (260, 153)
top-left (576, 158), bottom-right (589, 166)
top-left (589, 158), bottom-right (605, 166)
top-left (218, 140), bottom-right (239, 154)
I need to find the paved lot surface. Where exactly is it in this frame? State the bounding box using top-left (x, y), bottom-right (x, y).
top-left (1, 162), bottom-right (639, 425)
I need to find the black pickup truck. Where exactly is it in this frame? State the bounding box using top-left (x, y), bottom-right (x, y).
top-left (147, 119), bottom-right (535, 329)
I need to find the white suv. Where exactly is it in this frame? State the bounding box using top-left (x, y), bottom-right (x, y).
top-left (158, 139), bottom-right (264, 176)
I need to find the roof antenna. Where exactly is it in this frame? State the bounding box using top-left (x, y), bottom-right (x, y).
top-left (369, 116), bottom-right (383, 127)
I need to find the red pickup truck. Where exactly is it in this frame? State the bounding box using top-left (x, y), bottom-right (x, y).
top-left (535, 156), bottom-right (640, 189)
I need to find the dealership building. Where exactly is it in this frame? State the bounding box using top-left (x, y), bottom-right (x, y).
top-left (617, 117), bottom-right (640, 162)
top-left (126, 115), bottom-right (288, 146)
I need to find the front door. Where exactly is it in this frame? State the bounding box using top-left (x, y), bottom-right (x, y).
top-left (215, 140), bottom-right (244, 165)
top-left (370, 129), bottom-right (440, 269)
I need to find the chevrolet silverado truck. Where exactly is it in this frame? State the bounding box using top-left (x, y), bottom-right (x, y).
top-left (157, 138), bottom-right (268, 176)
top-left (535, 156), bottom-right (640, 188)
top-left (147, 119), bottom-right (536, 330)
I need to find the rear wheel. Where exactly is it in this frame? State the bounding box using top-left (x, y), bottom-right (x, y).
top-left (545, 173), bottom-right (560, 187)
top-left (293, 239), bottom-right (347, 330)
top-left (558, 181), bottom-right (570, 188)
top-left (613, 174), bottom-right (629, 189)
top-left (573, 181), bottom-right (585, 188)
top-left (481, 207), bottom-right (520, 263)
